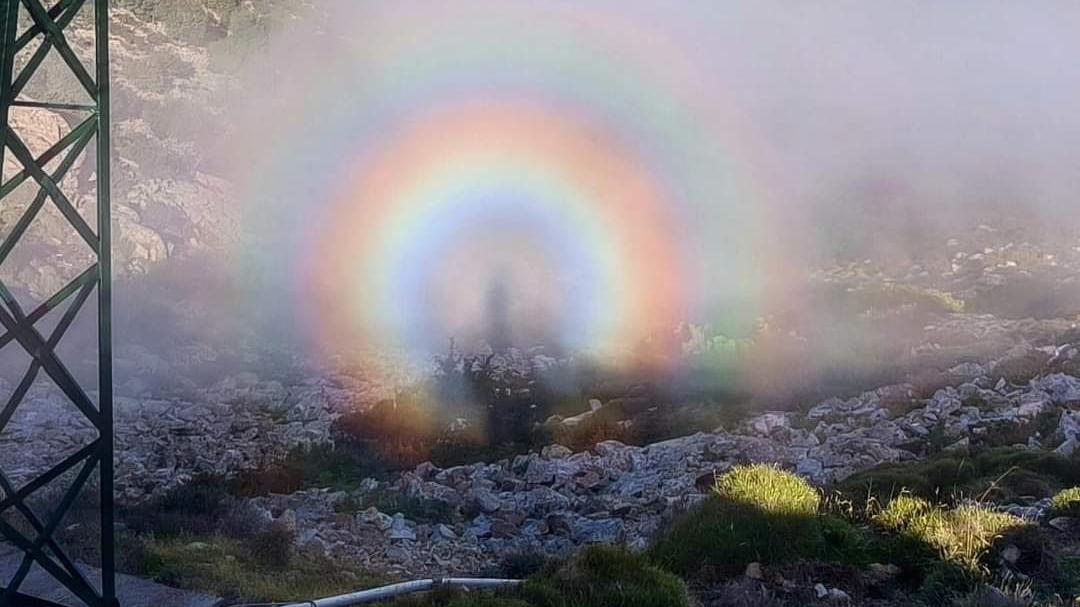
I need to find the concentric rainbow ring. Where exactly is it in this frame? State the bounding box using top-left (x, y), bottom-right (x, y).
top-left (227, 1), bottom-right (777, 364)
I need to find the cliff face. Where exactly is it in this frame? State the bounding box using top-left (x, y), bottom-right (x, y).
top-left (3, 2), bottom-right (313, 299)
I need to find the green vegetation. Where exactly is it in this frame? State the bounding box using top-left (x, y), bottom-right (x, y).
top-left (1051, 486), bottom-right (1080, 517)
top-left (227, 443), bottom-right (398, 496)
top-left (334, 488), bottom-right (454, 525)
top-left (231, 362), bottom-right (755, 500)
top-left (837, 447), bottom-right (1080, 505)
top-left (649, 463), bottom-right (1043, 591)
top-left (992, 351), bottom-right (1052, 385)
top-left (649, 465), bottom-right (837, 577)
top-left (854, 283), bottom-right (966, 316)
top-left (377, 463), bottom-right (1079, 606)
top-left (873, 496), bottom-right (1024, 574)
top-left (715, 464), bottom-right (821, 514)
top-left (125, 534), bottom-right (379, 602)
top-left (646, 464), bottom-right (1076, 604)
top-left (380, 546), bottom-right (690, 607)
top-left (116, 461), bottom-right (1080, 606)
top-left (524, 545), bottom-right (691, 607)
top-left (116, 479), bottom-right (382, 602)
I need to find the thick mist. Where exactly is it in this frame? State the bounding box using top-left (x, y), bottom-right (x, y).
top-left (212, 2), bottom-right (1079, 366)
top-left (36, 0), bottom-right (1068, 401)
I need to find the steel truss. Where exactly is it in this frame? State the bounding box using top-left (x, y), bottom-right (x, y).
top-left (0, 0), bottom-right (113, 605)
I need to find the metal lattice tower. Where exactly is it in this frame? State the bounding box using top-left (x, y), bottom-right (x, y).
top-left (0, 0), bottom-right (114, 605)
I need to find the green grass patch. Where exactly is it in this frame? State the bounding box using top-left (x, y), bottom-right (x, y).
top-left (125, 534), bottom-right (383, 603)
top-left (715, 464), bottom-right (821, 514)
top-left (378, 546), bottom-right (689, 607)
top-left (117, 478), bottom-right (387, 602)
top-left (1051, 487), bottom-right (1080, 517)
top-left (228, 443), bottom-right (400, 497)
top-left (836, 447), bottom-right (1080, 506)
top-left (841, 283), bottom-right (966, 318)
top-left (648, 465), bottom-right (835, 577)
top-left (873, 496), bottom-right (1026, 574)
top-left (526, 545), bottom-right (690, 607)
top-left (334, 489), bottom-right (454, 524)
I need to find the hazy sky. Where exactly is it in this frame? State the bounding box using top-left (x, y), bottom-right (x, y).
top-left (220, 1), bottom-right (1080, 358)
top-left (679, 1), bottom-right (1080, 219)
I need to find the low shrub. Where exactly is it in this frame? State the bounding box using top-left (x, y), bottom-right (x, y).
top-left (818, 514), bottom-right (873, 565)
top-left (992, 351), bottom-right (1052, 386)
top-left (336, 397), bottom-right (443, 467)
top-left (228, 443), bottom-right (399, 497)
top-left (980, 410), bottom-right (1063, 450)
top-left (497, 552), bottom-right (551, 579)
top-left (836, 447), bottom-right (1080, 506)
top-left (336, 489), bottom-right (454, 525)
top-left (126, 535), bottom-right (380, 602)
top-left (546, 416), bottom-right (637, 453)
top-left (849, 284), bottom-right (965, 318)
top-left (648, 465), bottom-right (827, 578)
top-left (907, 368), bottom-right (953, 400)
top-left (873, 496), bottom-right (1025, 574)
top-left (950, 584), bottom-right (1032, 607)
top-left (525, 545), bottom-right (691, 607)
top-left (429, 437), bottom-right (539, 469)
top-left (1059, 551), bottom-right (1080, 599)
top-left (123, 479), bottom-right (232, 537)
top-left (249, 521), bottom-right (294, 571)
top-left (378, 546), bottom-right (687, 607)
top-left (715, 464), bottom-right (821, 515)
top-left (1050, 487), bottom-right (1080, 518)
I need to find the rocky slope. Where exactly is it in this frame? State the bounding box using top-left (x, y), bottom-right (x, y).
top-left (3, 6), bottom-right (245, 300)
top-left (7, 330), bottom-right (1076, 581)
top-left (244, 360), bottom-right (1080, 578)
top-left (2, 6), bottom-right (1080, 604)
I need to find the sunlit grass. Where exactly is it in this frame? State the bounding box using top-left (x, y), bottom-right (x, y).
top-left (873, 495), bottom-right (1025, 574)
top-left (1051, 486), bottom-right (1080, 517)
top-left (713, 463), bottom-right (821, 515)
top-left (649, 465), bottom-right (834, 577)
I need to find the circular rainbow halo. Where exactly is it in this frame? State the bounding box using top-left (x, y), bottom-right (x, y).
top-left (229, 2), bottom-right (771, 366)
top-left (305, 101), bottom-right (689, 356)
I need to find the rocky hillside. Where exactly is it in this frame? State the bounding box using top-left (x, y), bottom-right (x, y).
top-left (6, 6), bottom-right (236, 297)
top-left (2, 4), bottom-right (1080, 606)
top-left (4, 322), bottom-right (1078, 604)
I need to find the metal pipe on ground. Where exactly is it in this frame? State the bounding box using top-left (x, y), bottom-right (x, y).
top-left (281, 578), bottom-right (524, 607)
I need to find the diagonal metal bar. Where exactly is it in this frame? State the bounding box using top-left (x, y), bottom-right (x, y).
top-left (0, 439), bottom-right (98, 515)
top-left (14, 0), bottom-right (81, 53)
top-left (3, 125), bottom-right (99, 252)
top-left (0, 112), bottom-right (95, 198)
top-left (0, 263), bottom-right (97, 351)
top-left (0, 117), bottom-right (95, 267)
top-left (0, 0), bottom-right (114, 602)
top-left (10, 0), bottom-right (88, 100)
top-left (0, 269), bottom-right (96, 436)
top-left (20, 0), bottom-right (97, 99)
top-left (0, 448), bottom-right (100, 601)
top-left (0, 454), bottom-right (104, 607)
top-left (0, 510), bottom-right (103, 606)
top-left (0, 283), bottom-right (100, 427)
top-left (0, 263), bottom-right (97, 437)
